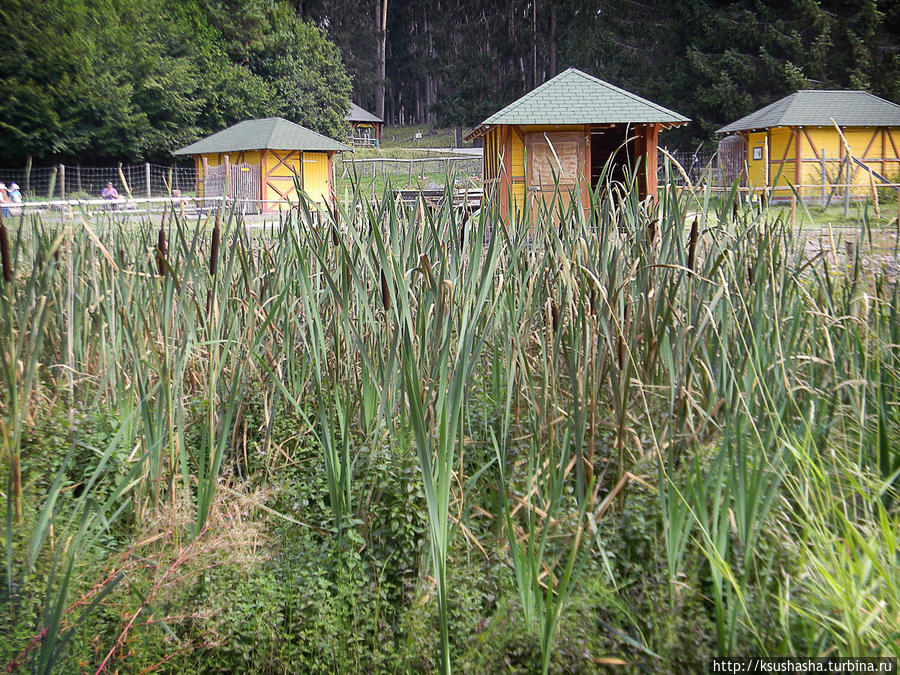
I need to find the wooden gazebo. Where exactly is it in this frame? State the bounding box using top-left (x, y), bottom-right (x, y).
top-left (345, 103), bottom-right (384, 148)
top-left (466, 68), bottom-right (689, 220)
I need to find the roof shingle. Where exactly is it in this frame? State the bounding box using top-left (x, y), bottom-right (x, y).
top-left (173, 117), bottom-right (350, 155)
top-left (345, 103), bottom-right (382, 124)
top-left (474, 68), bottom-right (689, 128)
top-left (717, 90), bottom-right (900, 133)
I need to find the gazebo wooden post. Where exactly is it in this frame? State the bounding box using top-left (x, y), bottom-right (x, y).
top-left (583, 124), bottom-right (592, 211)
top-left (646, 124), bottom-right (659, 202)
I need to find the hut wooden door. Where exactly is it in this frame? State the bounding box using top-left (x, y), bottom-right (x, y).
top-left (525, 131), bottom-right (588, 225)
top-left (230, 163), bottom-right (261, 214)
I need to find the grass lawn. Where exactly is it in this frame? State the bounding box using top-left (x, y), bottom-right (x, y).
top-left (380, 124), bottom-right (459, 148)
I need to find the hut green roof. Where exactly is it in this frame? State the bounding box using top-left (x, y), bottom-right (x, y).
top-left (173, 117), bottom-right (350, 155)
top-left (345, 103), bottom-right (382, 124)
top-left (717, 90), bottom-right (900, 133)
top-left (467, 68), bottom-right (689, 138)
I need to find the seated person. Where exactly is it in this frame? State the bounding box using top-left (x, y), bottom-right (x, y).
top-left (101, 182), bottom-right (119, 200)
top-left (8, 183), bottom-right (21, 216)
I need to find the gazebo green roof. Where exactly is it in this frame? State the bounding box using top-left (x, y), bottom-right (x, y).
top-left (467, 68), bottom-right (689, 139)
top-left (717, 90), bottom-right (900, 133)
top-left (173, 117), bottom-right (350, 155)
top-left (345, 103), bottom-right (382, 124)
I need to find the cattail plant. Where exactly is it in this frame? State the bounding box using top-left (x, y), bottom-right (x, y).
top-left (156, 224), bottom-right (167, 277)
top-left (209, 221), bottom-right (220, 278)
top-left (687, 218), bottom-right (699, 272)
top-left (0, 219), bottom-right (11, 284)
top-left (380, 268), bottom-right (391, 312)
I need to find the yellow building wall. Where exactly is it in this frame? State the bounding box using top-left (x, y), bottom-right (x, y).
top-left (746, 126), bottom-right (900, 199)
top-left (301, 152), bottom-right (331, 206)
top-left (192, 149), bottom-right (335, 210)
top-left (482, 125), bottom-right (585, 216)
top-left (510, 129), bottom-right (525, 214)
top-left (264, 150), bottom-right (301, 209)
top-left (746, 131), bottom-right (767, 191)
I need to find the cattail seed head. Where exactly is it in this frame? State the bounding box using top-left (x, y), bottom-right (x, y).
top-left (687, 218), bottom-right (699, 272)
top-left (156, 226), bottom-right (167, 277)
top-left (546, 299), bottom-right (560, 333)
top-left (380, 269), bottom-right (391, 312)
top-left (0, 221), bottom-right (11, 284)
top-left (209, 224), bottom-right (220, 277)
top-left (648, 218), bottom-right (658, 247)
top-left (747, 262), bottom-right (754, 286)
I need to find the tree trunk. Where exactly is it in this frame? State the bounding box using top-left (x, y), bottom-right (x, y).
top-left (533, 0), bottom-right (538, 88)
top-left (550, 4), bottom-right (556, 77)
top-left (375, 0), bottom-right (388, 120)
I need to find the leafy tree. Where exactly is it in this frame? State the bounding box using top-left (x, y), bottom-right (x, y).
top-left (0, 0), bottom-right (349, 163)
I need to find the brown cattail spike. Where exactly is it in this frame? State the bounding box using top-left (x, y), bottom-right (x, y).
top-left (687, 219), bottom-right (699, 272)
top-left (156, 226), bottom-right (167, 277)
top-left (648, 218), bottom-right (658, 247)
top-left (0, 221), bottom-right (11, 285)
top-left (551, 302), bottom-right (560, 333)
top-left (209, 224), bottom-right (220, 277)
top-left (747, 263), bottom-right (754, 286)
top-left (380, 269), bottom-right (391, 312)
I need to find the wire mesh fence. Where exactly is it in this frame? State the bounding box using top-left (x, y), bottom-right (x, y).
top-left (658, 149), bottom-right (719, 187)
top-left (0, 163), bottom-right (198, 202)
top-left (336, 155), bottom-right (483, 185)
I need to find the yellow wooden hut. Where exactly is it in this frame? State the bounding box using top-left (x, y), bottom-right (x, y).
top-left (174, 117), bottom-right (350, 212)
top-left (345, 103), bottom-right (383, 148)
top-left (465, 68), bottom-right (689, 221)
top-left (717, 90), bottom-right (900, 201)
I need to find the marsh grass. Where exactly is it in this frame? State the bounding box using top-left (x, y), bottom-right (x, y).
top-left (1, 164), bottom-right (899, 671)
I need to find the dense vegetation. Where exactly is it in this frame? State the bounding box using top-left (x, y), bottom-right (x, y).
top-left (299, 0), bottom-right (899, 146)
top-left (3, 1), bottom-right (897, 163)
top-left (1, 169), bottom-right (898, 671)
top-left (0, 0), bottom-right (351, 165)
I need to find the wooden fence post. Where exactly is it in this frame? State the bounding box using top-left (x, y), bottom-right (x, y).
top-left (59, 164), bottom-right (65, 200)
top-left (843, 157), bottom-right (851, 217)
top-left (224, 154), bottom-right (231, 201)
top-left (145, 162), bottom-right (152, 200)
top-left (24, 156), bottom-right (31, 196)
top-left (820, 149), bottom-right (826, 207)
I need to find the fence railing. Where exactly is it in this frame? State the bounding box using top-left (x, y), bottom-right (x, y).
top-left (336, 155), bottom-right (483, 183)
top-left (1, 195), bottom-right (313, 221)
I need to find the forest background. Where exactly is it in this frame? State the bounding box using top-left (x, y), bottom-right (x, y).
top-left (1, 0), bottom-right (898, 165)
